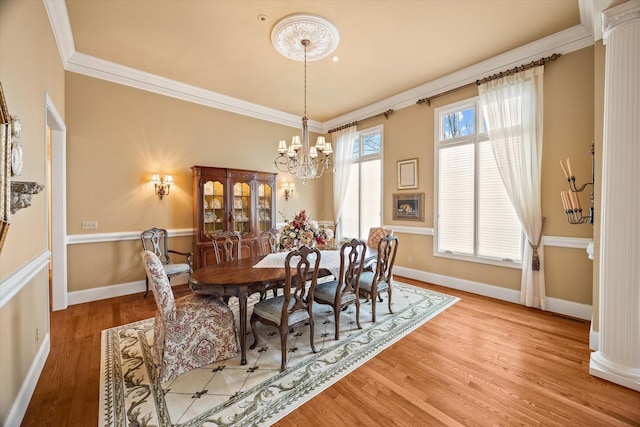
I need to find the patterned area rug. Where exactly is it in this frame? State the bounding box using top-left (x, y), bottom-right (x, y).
top-left (99, 282), bottom-right (458, 426)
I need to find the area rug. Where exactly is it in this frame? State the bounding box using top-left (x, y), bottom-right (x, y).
top-left (99, 282), bottom-right (458, 426)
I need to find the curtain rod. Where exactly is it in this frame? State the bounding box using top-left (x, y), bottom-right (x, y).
top-left (416, 53), bottom-right (561, 107)
top-left (327, 109), bottom-right (393, 134)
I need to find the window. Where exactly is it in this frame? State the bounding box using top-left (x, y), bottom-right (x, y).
top-left (435, 99), bottom-right (522, 266)
top-left (341, 125), bottom-right (383, 241)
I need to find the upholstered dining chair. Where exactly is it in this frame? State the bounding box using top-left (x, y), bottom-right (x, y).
top-left (140, 250), bottom-right (239, 383)
top-left (363, 227), bottom-right (393, 270)
top-left (212, 231), bottom-right (242, 263)
top-left (313, 238), bottom-right (367, 340)
top-left (358, 234), bottom-right (399, 322)
top-left (249, 245), bottom-right (321, 371)
top-left (140, 227), bottom-right (193, 297)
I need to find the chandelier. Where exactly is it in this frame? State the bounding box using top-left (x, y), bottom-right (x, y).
top-left (272, 14), bottom-right (339, 184)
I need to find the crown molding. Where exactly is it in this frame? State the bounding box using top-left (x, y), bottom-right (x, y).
top-left (44, 0), bottom-right (594, 134)
top-left (64, 52), bottom-right (323, 132)
top-left (322, 24), bottom-right (594, 131)
top-left (43, 0), bottom-right (75, 64)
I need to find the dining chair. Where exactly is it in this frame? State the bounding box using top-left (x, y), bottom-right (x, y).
top-left (358, 234), bottom-right (399, 322)
top-left (212, 231), bottom-right (242, 263)
top-left (362, 226), bottom-right (393, 271)
top-left (140, 227), bottom-right (193, 297)
top-left (313, 238), bottom-right (367, 339)
top-left (249, 245), bottom-right (321, 371)
top-left (258, 229), bottom-right (278, 255)
top-left (140, 250), bottom-right (239, 383)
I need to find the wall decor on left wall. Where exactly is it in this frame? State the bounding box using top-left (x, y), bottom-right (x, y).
top-left (0, 82), bottom-right (13, 252)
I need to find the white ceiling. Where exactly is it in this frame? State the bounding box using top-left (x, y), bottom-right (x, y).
top-left (48, 0), bottom-right (605, 131)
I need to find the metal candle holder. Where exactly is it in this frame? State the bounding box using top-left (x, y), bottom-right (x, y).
top-left (560, 143), bottom-right (594, 225)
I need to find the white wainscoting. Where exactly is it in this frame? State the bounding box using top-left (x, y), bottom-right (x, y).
top-left (64, 228), bottom-right (593, 320)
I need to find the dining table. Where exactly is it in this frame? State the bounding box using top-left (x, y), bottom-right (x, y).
top-left (188, 248), bottom-right (377, 365)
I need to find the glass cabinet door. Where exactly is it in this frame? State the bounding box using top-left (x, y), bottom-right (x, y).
top-left (232, 181), bottom-right (251, 234)
top-left (203, 180), bottom-right (225, 237)
top-left (257, 183), bottom-right (273, 231)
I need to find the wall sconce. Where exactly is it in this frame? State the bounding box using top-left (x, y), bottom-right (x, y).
top-left (559, 143), bottom-right (594, 225)
top-left (283, 182), bottom-right (295, 201)
top-left (151, 173), bottom-right (173, 200)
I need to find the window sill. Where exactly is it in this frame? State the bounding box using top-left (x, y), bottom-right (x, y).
top-left (433, 250), bottom-right (522, 270)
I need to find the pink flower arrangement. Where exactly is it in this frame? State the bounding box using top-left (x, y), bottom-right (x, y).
top-left (278, 210), bottom-right (334, 250)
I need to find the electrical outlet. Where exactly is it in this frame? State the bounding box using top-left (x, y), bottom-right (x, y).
top-left (35, 328), bottom-right (38, 343)
top-left (82, 220), bottom-right (98, 230)
top-left (408, 256), bottom-right (413, 264)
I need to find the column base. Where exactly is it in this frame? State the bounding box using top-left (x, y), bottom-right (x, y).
top-left (590, 351), bottom-right (640, 392)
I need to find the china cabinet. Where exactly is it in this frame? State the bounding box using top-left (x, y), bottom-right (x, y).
top-left (192, 166), bottom-right (276, 268)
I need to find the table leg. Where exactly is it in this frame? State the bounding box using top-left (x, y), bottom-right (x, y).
top-left (239, 291), bottom-right (248, 365)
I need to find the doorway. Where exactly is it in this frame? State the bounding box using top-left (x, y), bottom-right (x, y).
top-left (45, 94), bottom-right (67, 311)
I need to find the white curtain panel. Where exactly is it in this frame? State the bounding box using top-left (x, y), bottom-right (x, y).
top-left (332, 126), bottom-right (357, 242)
top-left (478, 67), bottom-right (546, 310)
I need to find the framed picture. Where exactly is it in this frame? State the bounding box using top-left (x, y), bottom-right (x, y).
top-left (393, 193), bottom-right (424, 221)
top-left (397, 158), bottom-right (418, 189)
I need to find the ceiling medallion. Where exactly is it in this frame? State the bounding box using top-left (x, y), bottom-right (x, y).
top-left (271, 14), bottom-right (340, 62)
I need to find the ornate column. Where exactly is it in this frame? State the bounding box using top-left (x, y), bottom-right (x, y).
top-left (589, 0), bottom-right (640, 392)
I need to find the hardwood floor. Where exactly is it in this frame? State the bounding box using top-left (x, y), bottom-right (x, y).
top-left (22, 277), bottom-right (640, 426)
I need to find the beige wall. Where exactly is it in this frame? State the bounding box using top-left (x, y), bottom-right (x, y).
top-left (0, 1), bottom-right (65, 423)
top-left (65, 73), bottom-right (332, 290)
top-left (360, 47), bottom-right (597, 304)
top-left (65, 47), bottom-right (598, 304)
top-left (0, 2), bottom-right (605, 422)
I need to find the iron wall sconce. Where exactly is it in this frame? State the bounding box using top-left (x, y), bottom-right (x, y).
top-left (152, 173), bottom-right (173, 200)
top-left (559, 143), bottom-right (594, 225)
top-left (283, 182), bottom-right (295, 201)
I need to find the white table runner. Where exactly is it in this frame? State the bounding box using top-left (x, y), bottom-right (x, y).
top-left (252, 250), bottom-right (343, 277)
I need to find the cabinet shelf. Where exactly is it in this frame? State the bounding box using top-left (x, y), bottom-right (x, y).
top-left (192, 166), bottom-right (276, 269)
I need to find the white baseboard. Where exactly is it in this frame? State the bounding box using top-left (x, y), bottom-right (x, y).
top-left (394, 266), bottom-right (593, 321)
top-left (3, 333), bottom-right (50, 427)
top-left (67, 274), bottom-right (190, 306)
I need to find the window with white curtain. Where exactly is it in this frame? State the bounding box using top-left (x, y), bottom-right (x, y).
top-left (434, 98), bottom-right (522, 266)
top-left (341, 125), bottom-right (383, 241)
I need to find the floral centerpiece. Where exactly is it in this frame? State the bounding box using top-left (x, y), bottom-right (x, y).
top-left (279, 210), bottom-right (334, 251)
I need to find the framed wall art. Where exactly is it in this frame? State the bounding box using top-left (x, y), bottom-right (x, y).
top-left (397, 158), bottom-right (418, 189)
top-left (392, 193), bottom-right (424, 221)
top-left (0, 82), bottom-right (11, 251)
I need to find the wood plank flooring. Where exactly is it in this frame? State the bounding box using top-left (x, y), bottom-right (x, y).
top-left (22, 277), bottom-right (640, 426)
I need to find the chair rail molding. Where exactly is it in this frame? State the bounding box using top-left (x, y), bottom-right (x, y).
top-left (67, 228), bottom-right (194, 245)
top-left (0, 250), bottom-right (50, 309)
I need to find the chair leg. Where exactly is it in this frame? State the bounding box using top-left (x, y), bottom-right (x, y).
top-left (308, 316), bottom-right (316, 353)
top-left (371, 287), bottom-right (377, 323)
top-left (144, 277), bottom-right (149, 297)
top-left (355, 299), bottom-right (362, 330)
top-left (333, 306), bottom-right (341, 340)
top-left (387, 285), bottom-right (393, 314)
top-left (249, 314), bottom-right (259, 350)
top-left (279, 323), bottom-right (288, 372)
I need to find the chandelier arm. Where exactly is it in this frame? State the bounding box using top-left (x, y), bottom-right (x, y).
top-left (273, 36), bottom-right (334, 182)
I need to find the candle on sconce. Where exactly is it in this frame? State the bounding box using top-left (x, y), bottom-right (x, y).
top-left (570, 191), bottom-right (581, 210)
top-left (560, 160), bottom-right (569, 178)
top-left (566, 157), bottom-right (574, 177)
top-left (563, 191), bottom-right (573, 210)
top-left (560, 191), bottom-right (569, 210)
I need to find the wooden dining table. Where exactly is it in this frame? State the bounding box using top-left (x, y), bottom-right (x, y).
top-left (189, 248), bottom-right (378, 365)
top-left (189, 255), bottom-right (286, 365)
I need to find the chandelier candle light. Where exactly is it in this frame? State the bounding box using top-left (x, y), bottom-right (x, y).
top-left (272, 14), bottom-right (339, 184)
